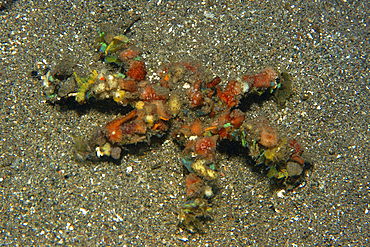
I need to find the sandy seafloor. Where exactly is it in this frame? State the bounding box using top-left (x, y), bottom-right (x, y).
top-left (0, 0), bottom-right (369, 245)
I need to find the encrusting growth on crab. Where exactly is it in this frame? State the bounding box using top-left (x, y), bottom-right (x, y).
top-left (43, 28), bottom-right (307, 234)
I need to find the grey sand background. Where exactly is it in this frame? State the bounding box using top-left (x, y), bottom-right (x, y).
top-left (0, 0), bottom-right (369, 245)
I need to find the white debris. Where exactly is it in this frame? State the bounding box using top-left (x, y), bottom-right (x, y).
top-left (183, 83), bottom-right (191, 89)
top-left (126, 166), bottom-right (133, 173)
top-left (80, 207), bottom-right (88, 215)
top-left (277, 189), bottom-right (286, 198)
